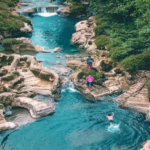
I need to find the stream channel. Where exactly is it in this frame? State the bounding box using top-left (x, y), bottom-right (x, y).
top-left (0, 0), bottom-right (150, 150)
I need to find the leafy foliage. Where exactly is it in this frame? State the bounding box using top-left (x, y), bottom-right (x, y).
top-left (95, 35), bottom-right (110, 49)
top-left (2, 38), bottom-right (22, 46)
top-left (0, 0), bottom-right (31, 35)
top-left (121, 53), bottom-right (150, 72)
top-left (67, 0), bottom-right (87, 17)
top-left (91, 0), bottom-right (150, 71)
top-left (78, 68), bottom-right (103, 80)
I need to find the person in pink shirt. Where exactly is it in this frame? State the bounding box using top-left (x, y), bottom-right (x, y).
top-left (86, 75), bottom-right (95, 89)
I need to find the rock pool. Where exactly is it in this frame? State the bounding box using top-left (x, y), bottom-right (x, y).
top-left (0, 1), bottom-right (150, 150)
top-left (1, 89), bottom-right (150, 150)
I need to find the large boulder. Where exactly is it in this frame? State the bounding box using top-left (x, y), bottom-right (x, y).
top-left (67, 60), bottom-right (83, 69)
top-left (20, 22), bottom-right (33, 33)
top-left (71, 18), bottom-right (97, 52)
top-left (57, 7), bottom-right (70, 16)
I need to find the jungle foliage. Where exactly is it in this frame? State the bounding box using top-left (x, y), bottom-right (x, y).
top-left (67, 0), bottom-right (87, 17)
top-left (0, 0), bottom-right (31, 34)
top-left (91, 0), bottom-right (150, 72)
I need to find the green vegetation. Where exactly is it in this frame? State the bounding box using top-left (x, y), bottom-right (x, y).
top-left (13, 71), bottom-right (20, 76)
top-left (122, 53), bottom-right (150, 72)
top-left (0, 0), bottom-right (31, 36)
top-left (2, 38), bottom-right (22, 46)
top-left (2, 74), bottom-right (15, 81)
top-left (78, 68), bottom-right (103, 80)
top-left (78, 68), bottom-right (105, 85)
top-left (67, 0), bottom-right (87, 17)
top-left (146, 80), bottom-right (150, 100)
top-left (91, 0), bottom-right (150, 72)
top-left (95, 35), bottom-right (110, 49)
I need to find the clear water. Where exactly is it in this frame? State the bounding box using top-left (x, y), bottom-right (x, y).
top-left (0, 89), bottom-right (150, 150)
top-left (30, 14), bottom-right (82, 68)
top-left (0, 0), bottom-right (150, 149)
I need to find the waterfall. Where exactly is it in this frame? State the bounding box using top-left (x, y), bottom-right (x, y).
top-left (36, 6), bottom-right (58, 17)
top-left (62, 80), bottom-right (79, 93)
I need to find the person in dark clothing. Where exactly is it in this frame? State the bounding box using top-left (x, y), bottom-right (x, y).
top-left (86, 56), bottom-right (94, 69)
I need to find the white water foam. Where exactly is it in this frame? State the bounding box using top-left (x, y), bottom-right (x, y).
top-left (62, 81), bottom-right (79, 93)
top-left (37, 12), bottom-right (57, 17)
top-left (107, 124), bottom-right (120, 133)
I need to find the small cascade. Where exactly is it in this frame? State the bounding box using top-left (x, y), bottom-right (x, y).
top-left (62, 80), bottom-right (78, 93)
top-left (36, 6), bottom-right (58, 17)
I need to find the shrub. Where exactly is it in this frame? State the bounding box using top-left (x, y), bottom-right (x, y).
top-left (95, 35), bottom-right (110, 49)
top-left (110, 47), bottom-right (129, 61)
top-left (69, 2), bottom-right (87, 17)
top-left (2, 74), bottom-right (15, 81)
top-left (78, 68), bottom-right (103, 80)
top-left (146, 80), bottom-right (150, 100)
top-left (121, 53), bottom-right (150, 72)
top-left (13, 71), bottom-right (19, 76)
top-left (0, 0), bottom-right (31, 33)
top-left (2, 38), bottom-right (23, 46)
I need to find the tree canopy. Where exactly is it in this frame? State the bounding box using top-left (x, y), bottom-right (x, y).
top-left (91, 0), bottom-right (150, 72)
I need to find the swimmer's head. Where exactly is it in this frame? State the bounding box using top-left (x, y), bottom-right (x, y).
top-left (107, 114), bottom-right (112, 116)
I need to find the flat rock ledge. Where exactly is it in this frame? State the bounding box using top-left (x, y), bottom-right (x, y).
top-left (0, 54), bottom-right (60, 131)
top-left (116, 72), bottom-right (150, 120)
top-left (69, 52), bottom-right (129, 100)
top-left (13, 97), bottom-right (55, 118)
top-left (3, 37), bottom-right (61, 54)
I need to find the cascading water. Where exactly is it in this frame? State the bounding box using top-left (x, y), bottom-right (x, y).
top-left (36, 6), bottom-right (58, 17)
top-left (62, 80), bottom-right (79, 93)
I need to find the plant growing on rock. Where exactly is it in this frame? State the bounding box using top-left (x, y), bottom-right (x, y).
top-left (0, 0), bottom-right (32, 37)
top-left (2, 38), bottom-right (23, 46)
top-left (78, 68), bottom-right (104, 80)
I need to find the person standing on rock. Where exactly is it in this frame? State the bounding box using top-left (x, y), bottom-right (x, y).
top-left (86, 75), bottom-right (95, 89)
top-left (106, 112), bottom-right (114, 125)
top-left (86, 56), bottom-right (94, 69)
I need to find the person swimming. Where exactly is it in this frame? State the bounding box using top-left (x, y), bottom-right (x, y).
top-left (106, 112), bottom-right (114, 125)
